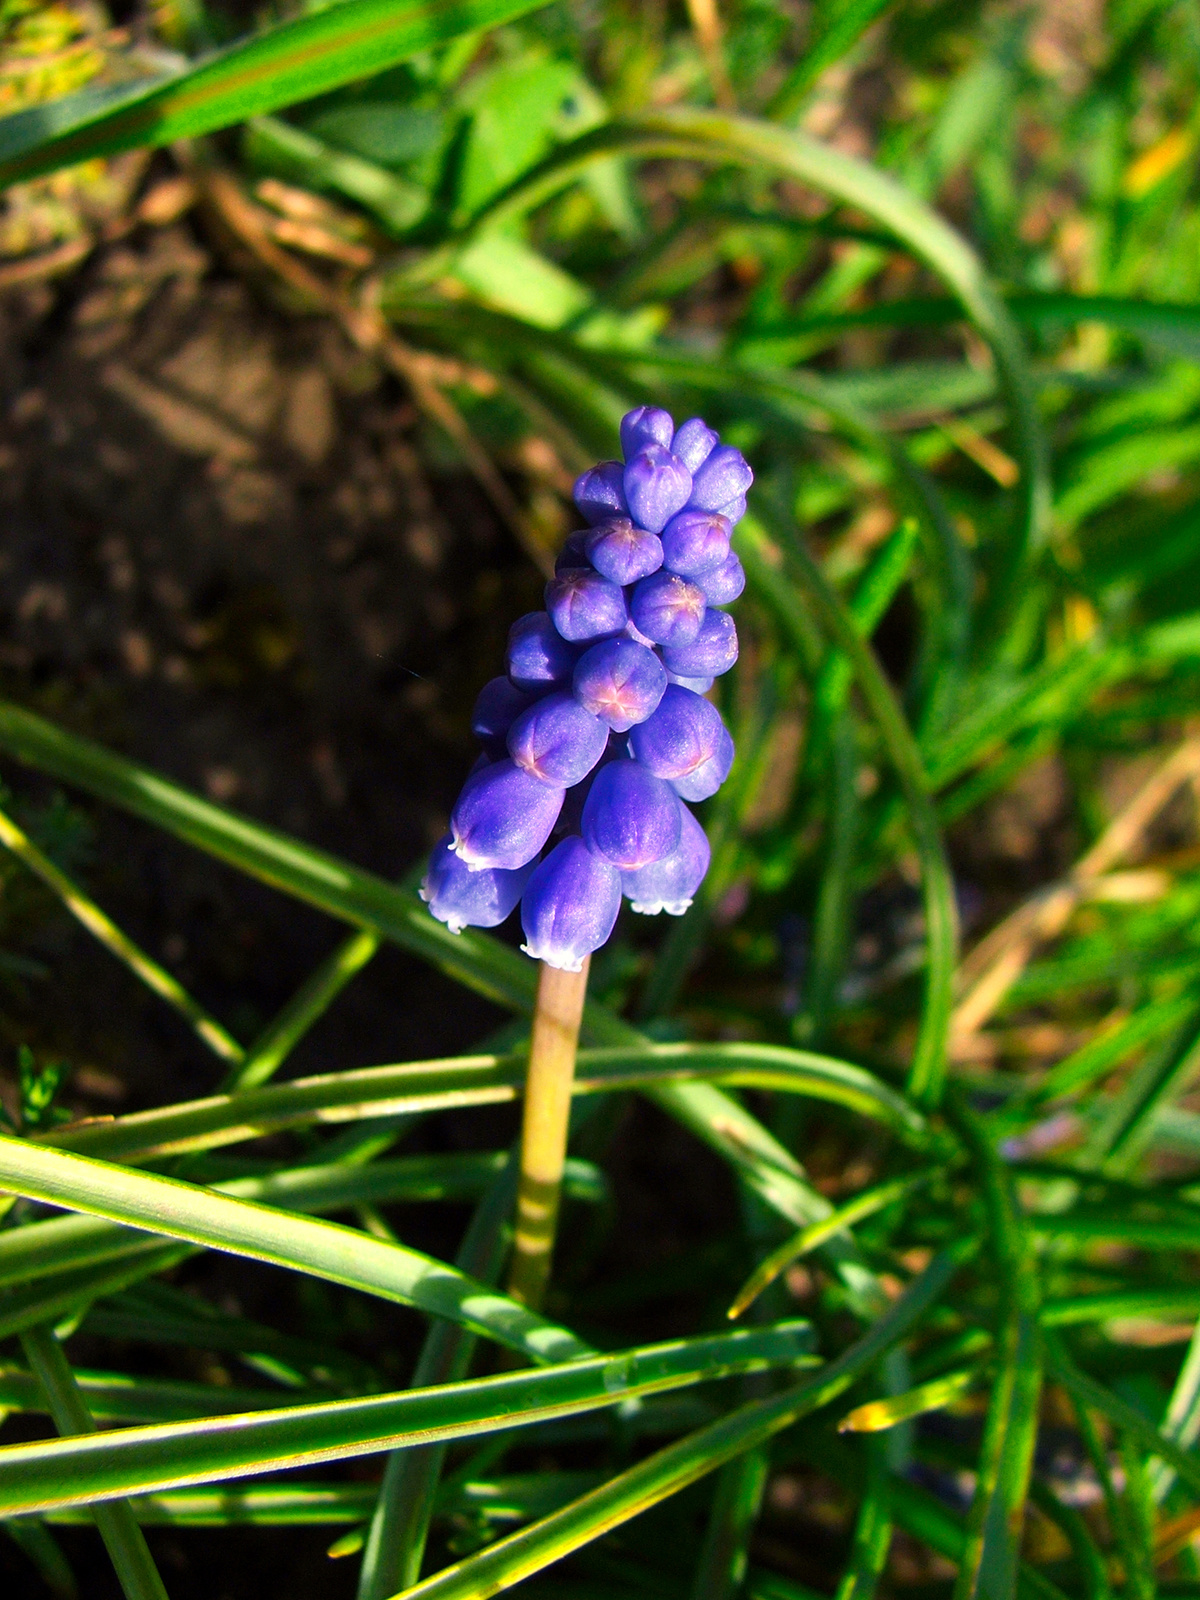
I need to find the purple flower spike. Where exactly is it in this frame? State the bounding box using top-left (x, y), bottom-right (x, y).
top-left (573, 637), bottom-right (667, 732)
top-left (574, 462), bottom-right (628, 526)
top-left (628, 684), bottom-right (727, 783)
top-left (520, 835), bottom-right (622, 972)
top-left (507, 612), bottom-right (578, 695)
top-left (421, 833), bottom-right (533, 933)
top-left (671, 722), bottom-right (735, 801)
top-left (556, 529), bottom-right (592, 574)
top-left (666, 670), bottom-right (715, 693)
top-left (472, 676), bottom-right (533, 759)
top-left (584, 518), bottom-right (664, 586)
top-left (671, 417), bottom-right (718, 474)
top-left (545, 569), bottom-right (628, 643)
top-left (660, 509), bottom-right (731, 579)
top-left (507, 692), bottom-right (608, 787)
top-left (623, 444), bottom-right (693, 534)
top-left (698, 550), bottom-right (746, 606)
top-left (581, 759), bottom-right (682, 869)
top-left (661, 608), bottom-right (739, 679)
top-left (620, 406), bottom-right (675, 460)
top-left (688, 444), bottom-right (753, 513)
top-left (451, 759), bottom-right (564, 871)
top-left (629, 570), bottom-right (707, 648)
top-left (622, 804), bottom-right (711, 915)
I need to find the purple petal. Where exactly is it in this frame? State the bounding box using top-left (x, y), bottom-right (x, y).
top-left (545, 569), bottom-right (628, 643)
top-left (584, 518), bottom-right (664, 586)
top-left (507, 612), bottom-right (578, 695)
top-left (573, 461), bottom-right (628, 526)
top-left (555, 529), bottom-right (592, 574)
top-left (581, 759), bottom-right (682, 869)
top-left (629, 570), bottom-right (707, 648)
top-left (472, 676), bottom-right (534, 760)
top-left (623, 445), bottom-right (693, 534)
top-left (670, 723), bottom-right (735, 801)
top-left (671, 417), bottom-right (718, 474)
top-left (661, 608), bottom-right (738, 678)
top-left (620, 406), bottom-right (675, 460)
top-left (697, 550), bottom-right (746, 606)
top-left (421, 833), bottom-right (533, 933)
top-left (572, 637), bottom-right (667, 732)
top-left (660, 509), bottom-right (731, 579)
top-left (621, 805), bottom-right (711, 915)
top-left (507, 692), bottom-right (608, 787)
top-left (687, 445), bottom-right (753, 513)
top-left (520, 836), bottom-right (622, 971)
top-left (450, 759), bottom-right (564, 871)
top-left (628, 683), bottom-right (727, 781)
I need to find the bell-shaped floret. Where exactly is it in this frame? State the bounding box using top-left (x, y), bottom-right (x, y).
top-left (572, 637), bottom-right (666, 732)
top-left (660, 509), bottom-right (731, 579)
top-left (628, 684), bottom-right (727, 782)
top-left (623, 444), bottom-right (692, 534)
top-left (671, 417), bottom-right (718, 474)
top-left (661, 608), bottom-right (738, 679)
top-left (545, 569), bottom-right (628, 643)
top-left (451, 759), bottom-right (564, 871)
top-left (506, 612), bottom-right (578, 695)
top-left (666, 670), bottom-right (715, 693)
top-left (507, 692), bottom-right (608, 787)
top-left (421, 833), bottom-right (533, 933)
top-left (671, 722), bottom-right (735, 801)
top-left (717, 492), bottom-right (747, 525)
top-left (620, 406), bottom-right (674, 460)
top-left (629, 570), bottom-right (707, 647)
top-left (584, 518), bottom-right (664, 586)
top-left (687, 444), bottom-right (753, 514)
top-left (621, 805), bottom-right (711, 915)
top-left (574, 461), bottom-right (628, 525)
top-left (472, 676), bottom-right (533, 760)
top-left (520, 836), bottom-right (622, 972)
top-left (555, 529), bottom-right (592, 574)
top-left (581, 759), bottom-right (682, 869)
top-left (697, 550), bottom-right (746, 606)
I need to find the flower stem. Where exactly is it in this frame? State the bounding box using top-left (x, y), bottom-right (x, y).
top-left (507, 957), bottom-right (590, 1311)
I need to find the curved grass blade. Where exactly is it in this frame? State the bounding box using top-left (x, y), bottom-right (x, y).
top-left (0, 1323), bottom-right (818, 1515)
top-left (0, 0), bottom-right (551, 189)
top-left (689, 1448), bottom-right (769, 1600)
top-left (0, 1135), bottom-right (588, 1364)
top-left (834, 1434), bottom-right (892, 1600)
top-left (838, 1367), bottom-right (982, 1433)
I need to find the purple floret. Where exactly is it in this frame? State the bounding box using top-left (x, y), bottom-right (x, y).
top-left (629, 570), bottom-right (707, 648)
top-left (507, 612), bottom-right (578, 695)
top-left (620, 406), bottom-right (675, 460)
top-left (628, 684), bottom-right (727, 783)
top-left (573, 637), bottom-right (667, 732)
top-left (507, 692), bottom-right (608, 788)
top-left (451, 759), bottom-right (564, 871)
top-left (574, 461), bottom-right (628, 525)
top-left (472, 676), bottom-right (534, 760)
top-left (661, 608), bottom-right (739, 679)
top-left (584, 518), bottom-right (664, 586)
top-left (670, 722), bottom-right (735, 801)
top-left (697, 550), bottom-right (746, 606)
top-left (687, 444), bottom-right (753, 514)
top-left (520, 836), bottom-right (622, 972)
top-left (671, 417), bottom-right (718, 474)
top-left (623, 444), bottom-right (693, 534)
top-left (581, 759), bottom-right (682, 869)
top-left (660, 509), bottom-right (731, 579)
top-left (556, 529), bottom-right (592, 574)
top-left (621, 804), bottom-right (711, 915)
top-left (545, 569), bottom-right (628, 643)
top-left (421, 833), bottom-right (534, 933)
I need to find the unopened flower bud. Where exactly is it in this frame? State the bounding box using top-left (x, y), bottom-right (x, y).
top-left (507, 612), bottom-right (578, 695)
top-left (545, 569), bottom-right (628, 643)
top-left (687, 444), bottom-right (753, 513)
top-left (661, 608), bottom-right (738, 678)
top-left (622, 804), bottom-right (711, 915)
top-left (671, 722), bottom-right (735, 801)
top-left (573, 637), bottom-right (666, 731)
top-left (507, 692), bottom-right (608, 787)
top-left (697, 550), bottom-right (746, 606)
top-left (574, 461), bottom-right (628, 525)
top-left (520, 836), bottom-right (622, 972)
top-left (584, 518), bottom-right (664, 586)
top-left (623, 444), bottom-right (693, 534)
top-left (660, 509), bottom-right (731, 578)
top-left (666, 671), bottom-right (715, 693)
top-left (556, 529), bottom-right (592, 574)
top-left (451, 759), bottom-right (564, 871)
top-left (581, 759), bottom-right (682, 869)
top-left (629, 570), bottom-right (707, 647)
top-left (472, 676), bottom-right (533, 760)
top-left (620, 405), bottom-right (675, 459)
top-left (421, 833), bottom-right (534, 933)
top-left (671, 417), bottom-right (718, 474)
top-left (716, 492), bottom-right (747, 525)
top-left (628, 684), bottom-right (726, 783)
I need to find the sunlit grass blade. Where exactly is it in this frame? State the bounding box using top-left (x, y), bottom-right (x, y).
top-left (833, 1434), bottom-right (892, 1600)
top-left (0, 1323), bottom-right (818, 1514)
top-left (0, 1364), bottom-right (313, 1424)
top-left (1046, 1346), bottom-right (1200, 1497)
top-left (0, 1245), bottom-right (192, 1345)
top-left (0, 1134), bottom-right (589, 1363)
top-left (386, 1243), bottom-right (974, 1600)
top-left (46, 1483), bottom-right (377, 1526)
top-left (0, 0), bottom-right (551, 188)
top-left (838, 1367), bottom-right (981, 1433)
top-left (689, 1448), bottom-right (768, 1600)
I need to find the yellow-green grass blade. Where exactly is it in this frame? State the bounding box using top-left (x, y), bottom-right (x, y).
top-left (0, 1365), bottom-right (317, 1424)
top-left (0, 1134), bottom-right (587, 1364)
top-left (0, 1323), bottom-right (817, 1514)
top-left (0, 0), bottom-right (550, 188)
top-left (838, 1367), bottom-right (982, 1433)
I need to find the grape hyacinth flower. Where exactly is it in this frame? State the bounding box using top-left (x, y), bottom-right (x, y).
top-left (423, 406), bottom-right (750, 970)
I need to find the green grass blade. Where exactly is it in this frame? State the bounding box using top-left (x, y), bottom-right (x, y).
top-left (833, 1435), bottom-right (892, 1600)
top-left (769, 0), bottom-right (894, 121)
top-left (838, 1367), bottom-right (981, 1433)
top-left (1026, 1480), bottom-right (1112, 1600)
top-left (0, 1365), bottom-right (315, 1424)
top-left (386, 1243), bottom-right (974, 1600)
top-left (0, 1323), bottom-right (817, 1514)
top-left (45, 1483), bottom-right (377, 1526)
top-left (4, 1516), bottom-right (77, 1599)
top-left (1148, 1315), bottom-right (1200, 1501)
top-left (0, 0), bottom-right (550, 188)
top-left (0, 1134), bottom-right (588, 1364)
top-left (21, 1324), bottom-right (170, 1600)
top-left (688, 1448), bottom-right (769, 1600)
